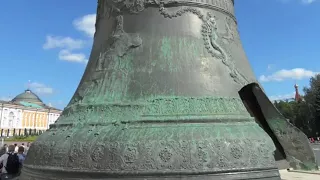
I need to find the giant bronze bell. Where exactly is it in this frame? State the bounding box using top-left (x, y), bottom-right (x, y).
top-left (21, 0), bottom-right (318, 179)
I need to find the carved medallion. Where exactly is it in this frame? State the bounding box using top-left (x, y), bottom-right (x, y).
top-left (159, 147), bottom-right (173, 163)
top-left (91, 144), bottom-right (105, 162)
top-left (229, 144), bottom-right (244, 159)
top-left (123, 144), bottom-right (139, 164)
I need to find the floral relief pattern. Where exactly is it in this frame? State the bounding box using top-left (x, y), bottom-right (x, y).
top-left (159, 148), bottom-right (173, 162)
top-left (123, 144), bottom-right (139, 164)
top-left (24, 124), bottom-right (277, 175)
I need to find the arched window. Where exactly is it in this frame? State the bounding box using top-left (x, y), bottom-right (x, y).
top-left (8, 112), bottom-right (14, 128)
top-left (16, 118), bottom-right (20, 127)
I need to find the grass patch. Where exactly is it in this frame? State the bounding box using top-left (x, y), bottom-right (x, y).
top-left (4, 136), bottom-right (38, 142)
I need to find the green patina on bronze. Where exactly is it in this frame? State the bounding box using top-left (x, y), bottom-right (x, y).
top-left (20, 0), bottom-right (317, 179)
top-left (157, 36), bottom-right (204, 73)
top-left (59, 96), bottom-right (250, 125)
top-left (268, 118), bottom-right (318, 171)
top-left (28, 120), bottom-right (277, 172)
top-left (159, 37), bottom-right (174, 72)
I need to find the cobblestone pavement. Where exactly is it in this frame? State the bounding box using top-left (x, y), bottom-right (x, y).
top-left (312, 143), bottom-right (320, 166)
top-left (276, 160), bottom-right (290, 170)
top-left (279, 170), bottom-right (320, 180)
top-left (277, 144), bottom-right (320, 180)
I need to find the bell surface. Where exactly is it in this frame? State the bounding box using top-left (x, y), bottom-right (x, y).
top-left (20, 0), bottom-right (317, 179)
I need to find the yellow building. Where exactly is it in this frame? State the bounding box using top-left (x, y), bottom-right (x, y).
top-left (0, 89), bottom-right (62, 136)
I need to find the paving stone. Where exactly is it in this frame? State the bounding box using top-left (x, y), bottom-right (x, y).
top-left (279, 169), bottom-right (320, 180)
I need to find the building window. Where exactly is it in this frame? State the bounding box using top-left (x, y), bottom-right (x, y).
top-left (16, 118), bottom-right (20, 127)
top-left (8, 112), bottom-right (14, 128)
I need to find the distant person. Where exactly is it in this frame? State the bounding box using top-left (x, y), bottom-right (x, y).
top-left (17, 146), bottom-right (25, 165)
top-left (14, 144), bottom-right (18, 153)
top-left (0, 144), bottom-right (8, 156)
top-left (310, 138), bottom-right (315, 143)
top-left (0, 145), bottom-right (20, 179)
top-left (0, 144), bottom-right (8, 170)
top-left (24, 142), bottom-right (31, 155)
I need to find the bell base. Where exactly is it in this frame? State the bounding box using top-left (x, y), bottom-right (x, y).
top-left (21, 167), bottom-right (281, 180)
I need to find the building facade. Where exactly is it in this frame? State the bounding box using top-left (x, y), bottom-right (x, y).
top-left (0, 89), bottom-right (62, 136)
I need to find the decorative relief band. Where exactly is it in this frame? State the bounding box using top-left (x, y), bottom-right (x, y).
top-left (97, 0), bottom-right (235, 19)
top-left (25, 124), bottom-right (276, 174)
top-left (151, 0), bottom-right (235, 17)
top-left (144, 96), bottom-right (248, 115)
top-left (59, 97), bottom-right (250, 125)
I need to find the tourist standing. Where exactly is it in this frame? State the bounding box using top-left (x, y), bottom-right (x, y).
top-left (17, 146), bottom-right (25, 164)
top-left (24, 142), bottom-right (31, 155)
top-left (17, 146), bottom-right (25, 176)
top-left (0, 144), bottom-right (8, 156)
top-left (0, 145), bottom-right (20, 179)
top-left (13, 144), bottom-right (18, 153)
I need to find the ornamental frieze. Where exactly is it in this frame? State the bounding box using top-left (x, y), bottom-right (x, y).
top-left (97, 0), bottom-right (234, 18)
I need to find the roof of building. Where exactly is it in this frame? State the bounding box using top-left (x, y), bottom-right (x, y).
top-left (0, 89), bottom-right (62, 112)
top-left (19, 101), bottom-right (44, 109)
top-left (11, 89), bottom-right (44, 105)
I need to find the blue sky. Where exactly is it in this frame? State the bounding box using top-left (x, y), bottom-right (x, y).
top-left (0, 0), bottom-right (319, 109)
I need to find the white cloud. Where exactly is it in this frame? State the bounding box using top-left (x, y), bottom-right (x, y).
top-left (43, 35), bottom-right (85, 50)
top-left (269, 92), bottom-right (296, 101)
top-left (58, 49), bottom-right (88, 64)
top-left (43, 36), bottom-right (88, 63)
top-left (29, 82), bottom-right (54, 95)
top-left (301, 0), bottom-right (317, 4)
top-left (259, 68), bottom-right (319, 82)
top-left (73, 14), bottom-right (96, 37)
top-left (279, 0), bottom-right (317, 4)
top-left (43, 13), bottom-right (95, 64)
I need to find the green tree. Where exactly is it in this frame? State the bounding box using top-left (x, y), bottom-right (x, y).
top-left (274, 100), bottom-right (295, 123)
top-left (293, 101), bottom-right (314, 136)
top-left (272, 75), bottom-right (320, 137)
top-left (273, 99), bottom-right (313, 137)
top-left (303, 74), bottom-right (320, 136)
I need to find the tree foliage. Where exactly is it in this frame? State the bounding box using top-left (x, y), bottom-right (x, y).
top-left (273, 74), bottom-right (320, 137)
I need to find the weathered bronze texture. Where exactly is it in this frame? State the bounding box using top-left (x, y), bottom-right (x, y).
top-left (20, 0), bottom-right (317, 179)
